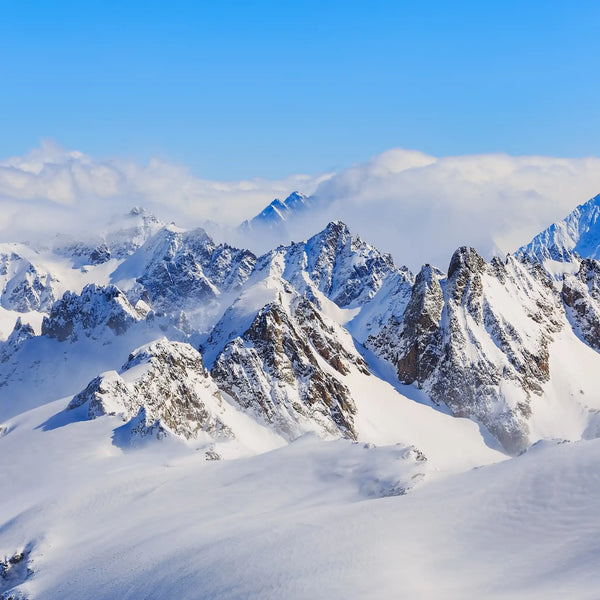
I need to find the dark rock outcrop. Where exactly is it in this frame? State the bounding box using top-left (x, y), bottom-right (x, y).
top-left (42, 284), bottom-right (146, 341)
top-left (211, 297), bottom-right (359, 441)
top-left (368, 248), bottom-right (563, 454)
top-left (69, 339), bottom-right (233, 441)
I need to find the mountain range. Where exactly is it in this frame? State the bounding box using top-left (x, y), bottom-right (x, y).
top-left (2, 193), bottom-right (600, 598)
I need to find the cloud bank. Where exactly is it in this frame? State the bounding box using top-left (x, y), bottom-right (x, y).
top-left (298, 149), bottom-right (600, 269)
top-left (2, 141), bottom-right (600, 270)
top-left (0, 140), bottom-right (329, 242)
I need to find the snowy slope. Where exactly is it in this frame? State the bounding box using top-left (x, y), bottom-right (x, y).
top-left (519, 193), bottom-right (600, 269)
top-left (366, 246), bottom-right (600, 454)
top-left (239, 191), bottom-right (310, 231)
top-left (0, 400), bottom-right (597, 600)
top-left (2, 198), bottom-right (600, 598)
top-left (4, 213), bottom-right (600, 453)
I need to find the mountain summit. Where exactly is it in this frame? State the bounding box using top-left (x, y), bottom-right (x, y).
top-left (519, 193), bottom-right (600, 266)
top-left (239, 191), bottom-right (310, 231)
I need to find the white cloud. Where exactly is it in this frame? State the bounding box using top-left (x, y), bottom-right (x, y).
top-left (1, 141), bottom-right (600, 270)
top-left (0, 141), bottom-right (330, 242)
top-left (292, 150), bottom-right (600, 270)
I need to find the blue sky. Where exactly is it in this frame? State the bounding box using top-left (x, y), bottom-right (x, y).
top-left (1, 0), bottom-right (599, 179)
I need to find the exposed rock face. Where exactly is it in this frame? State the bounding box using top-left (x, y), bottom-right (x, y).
top-left (368, 248), bottom-right (564, 454)
top-left (203, 243), bottom-right (256, 291)
top-left (118, 227), bottom-right (256, 312)
top-left (211, 297), bottom-right (360, 441)
top-left (435, 250), bottom-right (561, 454)
top-left (0, 545), bottom-right (34, 599)
top-left (368, 264), bottom-right (444, 386)
top-left (0, 318), bottom-right (35, 363)
top-left (42, 284), bottom-right (146, 341)
top-left (0, 251), bottom-right (56, 312)
top-left (52, 238), bottom-right (112, 266)
top-left (7, 215), bottom-right (600, 456)
top-left (135, 228), bottom-right (219, 310)
top-left (69, 339), bottom-right (232, 441)
top-left (562, 258), bottom-right (600, 351)
top-left (302, 221), bottom-right (397, 307)
top-left (293, 296), bottom-right (370, 376)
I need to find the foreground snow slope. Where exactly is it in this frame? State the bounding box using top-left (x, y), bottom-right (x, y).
top-left (0, 397), bottom-right (598, 599)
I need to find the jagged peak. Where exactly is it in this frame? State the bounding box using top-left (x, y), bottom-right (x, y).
top-left (4, 316), bottom-right (35, 348)
top-left (285, 190), bottom-right (307, 201)
top-left (447, 246), bottom-right (485, 279)
top-left (68, 338), bottom-right (230, 443)
top-left (42, 282), bottom-right (145, 341)
top-left (323, 220), bottom-right (350, 235)
top-left (518, 192), bottom-right (600, 267)
top-left (241, 190), bottom-right (310, 232)
top-left (415, 263), bottom-right (444, 282)
top-left (128, 206), bottom-right (147, 217)
top-left (259, 198), bottom-right (286, 216)
top-left (109, 206), bottom-right (162, 227)
top-left (282, 191), bottom-right (308, 212)
top-left (124, 206), bottom-right (162, 224)
top-left (305, 221), bottom-right (352, 253)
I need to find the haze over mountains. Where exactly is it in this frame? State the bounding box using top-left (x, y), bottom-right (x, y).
top-left (2, 190), bottom-right (600, 598)
top-left (5, 143), bottom-right (600, 269)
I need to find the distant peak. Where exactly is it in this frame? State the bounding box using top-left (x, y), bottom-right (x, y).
top-left (238, 191), bottom-right (310, 232)
top-left (284, 191), bottom-right (307, 203)
top-left (129, 206), bottom-right (146, 216)
top-left (447, 246), bottom-right (485, 278)
top-left (324, 220), bottom-right (350, 235)
top-left (518, 192), bottom-right (600, 267)
top-left (125, 206), bottom-right (161, 223)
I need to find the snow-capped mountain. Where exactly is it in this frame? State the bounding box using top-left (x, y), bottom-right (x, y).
top-left (366, 248), bottom-right (592, 454)
top-left (519, 193), bottom-right (600, 268)
top-left (2, 198), bottom-right (600, 598)
top-left (0, 244), bottom-right (59, 314)
top-left (69, 338), bottom-right (235, 446)
top-left (239, 191), bottom-right (311, 231)
top-left (50, 206), bottom-right (164, 266)
top-left (3, 205), bottom-right (600, 454)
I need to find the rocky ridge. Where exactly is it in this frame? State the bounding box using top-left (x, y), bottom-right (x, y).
top-left (0, 247), bottom-right (57, 313)
top-left (519, 193), bottom-right (600, 266)
top-left (562, 258), bottom-right (600, 352)
top-left (42, 284), bottom-right (149, 342)
top-left (2, 204), bottom-right (600, 454)
top-left (69, 339), bottom-right (233, 443)
top-left (211, 292), bottom-right (368, 441)
top-left (367, 248), bottom-right (567, 454)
